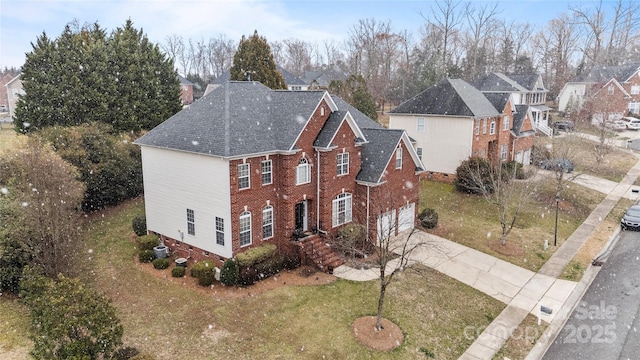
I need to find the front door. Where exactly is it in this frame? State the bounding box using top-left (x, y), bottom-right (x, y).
top-left (295, 201), bottom-right (307, 232)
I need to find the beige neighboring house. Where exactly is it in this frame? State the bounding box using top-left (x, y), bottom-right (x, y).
top-left (5, 74), bottom-right (23, 120)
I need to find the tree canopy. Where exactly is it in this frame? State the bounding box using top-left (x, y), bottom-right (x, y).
top-left (15, 20), bottom-right (182, 133)
top-left (230, 30), bottom-right (287, 89)
top-left (328, 74), bottom-right (378, 121)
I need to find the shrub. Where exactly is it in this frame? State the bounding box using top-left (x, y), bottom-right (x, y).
top-left (137, 234), bottom-right (159, 251)
top-left (197, 268), bottom-right (216, 287)
top-left (239, 267), bottom-right (259, 286)
top-left (130, 353), bottom-right (157, 360)
top-left (189, 260), bottom-right (217, 278)
top-left (138, 250), bottom-right (155, 263)
top-left (171, 267), bottom-right (185, 278)
top-left (152, 258), bottom-right (170, 269)
top-left (501, 161), bottom-right (525, 179)
top-left (254, 253), bottom-right (286, 278)
top-left (220, 259), bottom-right (239, 286)
top-left (235, 243), bottom-right (277, 268)
top-left (454, 157), bottom-right (495, 194)
top-left (114, 346), bottom-right (140, 360)
top-left (282, 250), bottom-right (301, 270)
top-left (132, 215), bottom-right (147, 236)
top-left (418, 208), bottom-right (439, 229)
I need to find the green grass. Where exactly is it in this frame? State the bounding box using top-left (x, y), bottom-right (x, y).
top-left (0, 127), bottom-right (18, 152)
top-left (420, 179), bottom-right (605, 272)
top-left (68, 198), bottom-right (505, 359)
top-left (493, 314), bottom-right (548, 360)
top-left (0, 296), bottom-right (31, 353)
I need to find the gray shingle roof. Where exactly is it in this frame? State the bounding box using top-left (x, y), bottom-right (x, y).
top-left (390, 78), bottom-right (499, 118)
top-left (314, 110), bottom-right (348, 148)
top-left (276, 65), bottom-right (308, 86)
top-left (572, 62), bottom-right (640, 83)
top-left (483, 92), bottom-right (510, 113)
top-left (357, 128), bottom-right (405, 183)
top-left (135, 81), bottom-right (325, 157)
top-left (507, 74), bottom-right (541, 90)
top-left (512, 104), bottom-right (528, 136)
top-left (471, 73), bottom-right (519, 92)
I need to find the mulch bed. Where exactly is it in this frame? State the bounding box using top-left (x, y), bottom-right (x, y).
top-left (352, 316), bottom-right (404, 351)
top-left (488, 239), bottom-right (525, 256)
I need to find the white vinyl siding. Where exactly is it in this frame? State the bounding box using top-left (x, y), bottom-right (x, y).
top-left (139, 147), bottom-right (232, 259)
top-left (239, 211), bottom-right (251, 246)
top-left (332, 193), bottom-right (352, 227)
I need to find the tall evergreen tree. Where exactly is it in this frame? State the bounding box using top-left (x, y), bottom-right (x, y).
top-left (230, 30), bottom-right (286, 89)
top-left (14, 20), bottom-right (181, 133)
top-left (329, 75), bottom-right (378, 121)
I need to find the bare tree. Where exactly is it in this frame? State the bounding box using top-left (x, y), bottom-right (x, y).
top-left (207, 34), bottom-right (236, 78)
top-left (457, 158), bottom-right (539, 246)
top-left (581, 94), bottom-right (616, 165)
top-left (0, 136), bottom-right (85, 278)
top-left (421, 0), bottom-right (464, 77)
top-left (283, 38), bottom-right (312, 76)
top-left (162, 34), bottom-right (185, 73)
top-left (463, 1), bottom-right (501, 78)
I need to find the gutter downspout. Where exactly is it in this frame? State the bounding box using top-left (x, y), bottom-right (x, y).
top-left (317, 151), bottom-right (320, 232)
top-left (366, 185), bottom-right (370, 238)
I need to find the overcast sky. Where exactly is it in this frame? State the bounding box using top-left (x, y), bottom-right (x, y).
top-left (1, 0), bottom-right (577, 69)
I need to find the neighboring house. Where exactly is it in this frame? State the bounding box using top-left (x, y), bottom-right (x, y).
top-left (303, 66), bottom-right (348, 89)
top-left (4, 74), bottom-right (23, 119)
top-left (178, 75), bottom-right (194, 106)
top-left (471, 72), bottom-right (552, 136)
top-left (135, 81), bottom-right (423, 268)
top-left (557, 62), bottom-right (640, 118)
top-left (388, 78), bottom-right (512, 179)
top-left (204, 65), bottom-right (308, 95)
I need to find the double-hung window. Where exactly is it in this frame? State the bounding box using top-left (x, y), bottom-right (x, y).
top-left (262, 206), bottom-right (273, 239)
top-left (503, 115), bottom-right (510, 130)
top-left (332, 193), bottom-right (352, 227)
top-left (261, 160), bottom-right (272, 185)
top-left (239, 211), bottom-right (251, 246)
top-left (482, 119), bottom-right (487, 134)
top-left (489, 120), bottom-right (496, 135)
top-left (186, 209), bottom-right (195, 236)
top-left (500, 144), bottom-right (508, 161)
top-left (475, 119), bottom-right (480, 135)
top-left (238, 163), bottom-right (250, 190)
top-left (631, 85), bottom-right (640, 95)
top-left (416, 147), bottom-right (423, 161)
top-left (296, 158), bottom-right (310, 185)
top-left (215, 217), bottom-right (224, 245)
top-left (337, 152), bottom-right (349, 176)
top-left (395, 148), bottom-right (402, 169)
top-left (417, 117), bottom-right (425, 132)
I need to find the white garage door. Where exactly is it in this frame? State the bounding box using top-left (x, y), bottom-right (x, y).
top-left (377, 210), bottom-right (395, 243)
top-left (524, 149), bottom-right (531, 165)
top-left (398, 203), bottom-right (415, 232)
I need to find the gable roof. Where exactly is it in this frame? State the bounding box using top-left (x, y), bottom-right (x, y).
top-left (507, 74), bottom-right (543, 91)
top-left (390, 78), bottom-right (499, 118)
top-left (178, 75), bottom-right (193, 86)
top-left (276, 65), bottom-right (308, 86)
top-left (135, 81), bottom-right (326, 157)
top-left (483, 92), bottom-right (511, 113)
top-left (357, 129), bottom-right (411, 184)
top-left (572, 62), bottom-right (640, 83)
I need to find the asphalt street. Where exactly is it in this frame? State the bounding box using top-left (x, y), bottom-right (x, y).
top-left (543, 229), bottom-right (640, 359)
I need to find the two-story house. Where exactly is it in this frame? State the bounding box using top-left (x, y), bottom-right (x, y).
top-left (471, 72), bottom-right (552, 136)
top-left (135, 81), bottom-right (423, 267)
top-left (557, 62), bottom-right (640, 118)
top-left (178, 75), bottom-right (194, 106)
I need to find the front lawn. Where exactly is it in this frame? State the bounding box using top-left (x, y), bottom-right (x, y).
top-left (69, 198), bottom-right (505, 359)
top-left (420, 178), bottom-right (605, 272)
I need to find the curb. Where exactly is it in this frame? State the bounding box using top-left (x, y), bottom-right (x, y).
top-left (525, 226), bottom-right (622, 359)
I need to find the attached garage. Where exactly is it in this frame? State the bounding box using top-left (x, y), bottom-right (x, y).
top-left (377, 210), bottom-right (396, 243)
top-left (398, 203), bottom-right (415, 232)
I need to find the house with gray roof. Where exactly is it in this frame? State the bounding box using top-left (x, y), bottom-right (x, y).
top-left (204, 65), bottom-right (309, 95)
top-left (389, 78), bottom-right (521, 177)
top-left (557, 62), bottom-right (640, 117)
top-left (135, 81), bottom-right (423, 269)
top-left (471, 72), bottom-right (552, 136)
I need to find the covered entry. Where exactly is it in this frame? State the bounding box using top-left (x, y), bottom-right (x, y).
top-left (295, 200), bottom-right (308, 232)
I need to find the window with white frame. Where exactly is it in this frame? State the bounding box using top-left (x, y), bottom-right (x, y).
top-left (187, 209), bottom-right (195, 235)
top-left (629, 102), bottom-right (640, 115)
top-left (416, 147), bottom-right (423, 161)
top-left (395, 147), bottom-right (402, 168)
top-left (262, 206), bottom-right (273, 239)
top-left (337, 152), bottom-right (349, 175)
top-left (417, 117), bottom-right (425, 132)
top-left (238, 163), bottom-right (250, 189)
top-left (482, 119), bottom-right (487, 134)
top-left (500, 144), bottom-right (508, 161)
top-left (332, 193), bottom-right (352, 227)
top-left (215, 217), bottom-right (224, 245)
top-left (489, 120), bottom-right (496, 134)
top-left (475, 119), bottom-right (480, 135)
top-left (503, 115), bottom-right (510, 130)
top-left (296, 158), bottom-right (311, 185)
top-left (632, 86), bottom-right (640, 95)
top-left (261, 160), bottom-right (272, 185)
top-left (608, 85), bottom-right (614, 95)
top-left (239, 211), bottom-right (251, 246)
